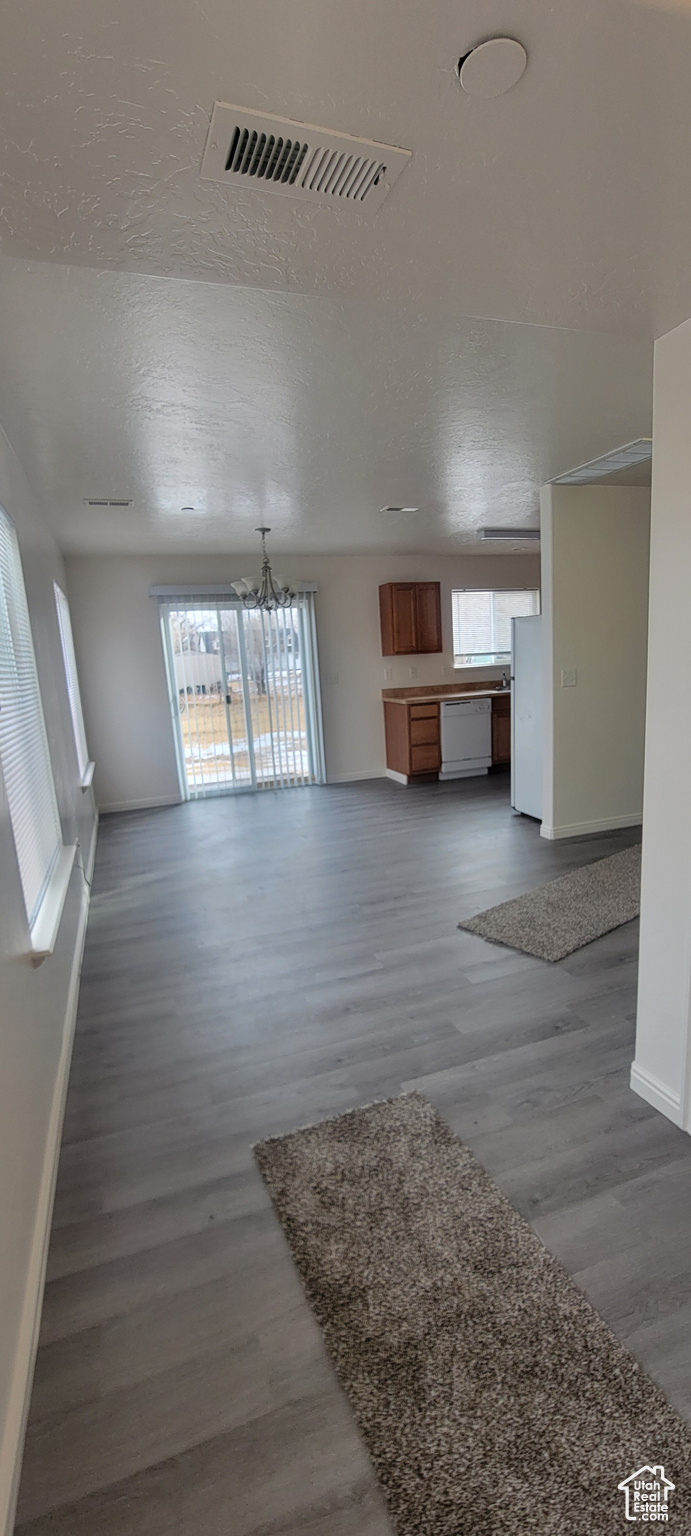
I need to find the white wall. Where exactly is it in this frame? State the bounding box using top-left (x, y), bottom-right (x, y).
top-left (540, 484), bottom-right (650, 840)
top-left (64, 551), bottom-right (540, 811)
top-left (0, 431), bottom-right (97, 1534)
top-left (633, 315), bottom-right (691, 1130)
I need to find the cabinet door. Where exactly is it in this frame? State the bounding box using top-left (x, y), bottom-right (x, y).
top-left (390, 584), bottom-right (418, 654)
top-left (383, 701), bottom-right (410, 773)
top-left (492, 711), bottom-right (511, 764)
top-left (415, 583), bottom-right (442, 653)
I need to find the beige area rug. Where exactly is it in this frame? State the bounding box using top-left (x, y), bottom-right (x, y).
top-left (255, 1093), bottom-right (691, 1536)
top-left (458, 842), bottom-right (641, 962)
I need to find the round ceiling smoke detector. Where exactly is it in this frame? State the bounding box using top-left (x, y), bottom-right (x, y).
top-left (457, 38), bottom-right (527, 98)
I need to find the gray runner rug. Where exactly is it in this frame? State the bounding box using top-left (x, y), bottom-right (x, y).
top-left (458, 841), bottom-right (641, 962)
top-left (255, 1093), bottom-right (691, 1536)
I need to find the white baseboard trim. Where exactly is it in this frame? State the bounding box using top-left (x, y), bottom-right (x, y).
top-left (326, 771), bottom-right (386, 784)
top-left (630, 1062), bottom-right (683, 1127)
top-left (540, 812), bottom-right (643, 841)
top-left (84, 811), bottom-right (99, 884)
top-left (0, 825), bottom-right (95, 1536)
top-left (99, 793), bottom-right (181, 814)
top-left (385, 768), bottom-right (408, 785)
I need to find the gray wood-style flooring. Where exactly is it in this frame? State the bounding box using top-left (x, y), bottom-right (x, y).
top-left (14, 775), bottom-right (691, 1534)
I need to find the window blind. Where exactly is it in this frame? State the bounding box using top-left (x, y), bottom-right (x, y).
top-left (55, 583), bottom-right (90, 783)
top-left (452, 589), bottom-right (540, 666)
top-left (0, 508), bottom-right (63, 928)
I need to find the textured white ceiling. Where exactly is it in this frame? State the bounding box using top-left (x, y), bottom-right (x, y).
top-left (1, 0), bottom-right (690, 334)
top-left (0, 0), bottom-right (676, 553)
top-left (0, 257), bottom-right (652, 554)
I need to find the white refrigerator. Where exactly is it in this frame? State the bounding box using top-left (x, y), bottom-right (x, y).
top-left (511, 615), bottom-right (542, 820)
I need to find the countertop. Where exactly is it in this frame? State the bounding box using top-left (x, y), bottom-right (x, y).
top-left (385, 688), bottom-right (510, 706)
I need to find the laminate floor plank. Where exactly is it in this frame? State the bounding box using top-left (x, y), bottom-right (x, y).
top-left (13, 776), bottom-right (691, 1534)
top-left (46, 1168), bottom-right (268, 1283)
top-left (16, 1390), bottom-right (391, 1536)
top-left (38, 1207), bottom-right (283, 1344)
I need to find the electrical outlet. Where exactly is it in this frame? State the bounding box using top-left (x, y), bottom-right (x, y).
top-left (561, 668), bottom-right (577, 688)
top-left (383, 667), bottom-right (393, 681)
top-left (409, 666), bottom-right (417, 679)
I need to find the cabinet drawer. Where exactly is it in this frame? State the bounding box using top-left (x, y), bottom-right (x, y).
top-left (409, 703), bottom-right (438, 719)
top-left (410, 717), bottom-right (439, 746)
top-left (410, 743), bottom-right (440, 774)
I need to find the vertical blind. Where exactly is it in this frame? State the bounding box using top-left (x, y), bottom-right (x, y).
top-left (0, 507), bottom-right (63, 928)
top-left (55, 582), bottom-right (90, 783)
top-left (159, 590), bottom-right (325, 799)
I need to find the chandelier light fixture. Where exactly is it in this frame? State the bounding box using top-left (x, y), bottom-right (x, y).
top-left (231, 526), bottom-right (294, 610)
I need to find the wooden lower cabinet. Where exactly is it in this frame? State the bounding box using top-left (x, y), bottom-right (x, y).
top-left (384, 692), bottom-right (511, 782)
top-left (491, 693), bottom-right (511, 765)
top-left (384, 701), bottom-right (440, 779)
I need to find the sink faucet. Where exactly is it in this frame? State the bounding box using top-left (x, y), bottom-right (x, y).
top-left (501, 671), bottom-right (509, 690)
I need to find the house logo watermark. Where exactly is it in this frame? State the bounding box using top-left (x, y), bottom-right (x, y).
top-left (618, 1465), bottom-right (675, 1522)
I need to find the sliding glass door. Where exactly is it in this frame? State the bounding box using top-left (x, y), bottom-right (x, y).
top-left (160, 595), bottom-right (325, 798)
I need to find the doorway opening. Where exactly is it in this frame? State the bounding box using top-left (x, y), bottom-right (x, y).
top-left (160, 595), bottom-right (325, 798)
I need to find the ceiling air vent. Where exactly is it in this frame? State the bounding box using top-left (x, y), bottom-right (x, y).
top-left (200, 104), bottom-right (411, 211)
top-left (83, 498), bottom-right (133, 508)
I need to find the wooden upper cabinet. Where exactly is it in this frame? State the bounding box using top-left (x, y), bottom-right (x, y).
top-left (415, 583), bottom-right (442, 654)
top-left (379, 582), bottom-right (442, 656)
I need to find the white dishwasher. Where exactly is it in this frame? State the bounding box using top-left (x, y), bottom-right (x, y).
top-left (439, 697), bottom-right (492, 780)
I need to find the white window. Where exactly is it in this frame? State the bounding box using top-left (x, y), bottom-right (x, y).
top-left (55, 583), bottom-right (92, 786)
top-left (452, 589), bottom-right (540, 667)
top-left (0, 507), bottom-right (72, 951)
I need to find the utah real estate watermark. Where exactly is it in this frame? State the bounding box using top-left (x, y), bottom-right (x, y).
top-left (618, 1466), bottom-right (675, 1522)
